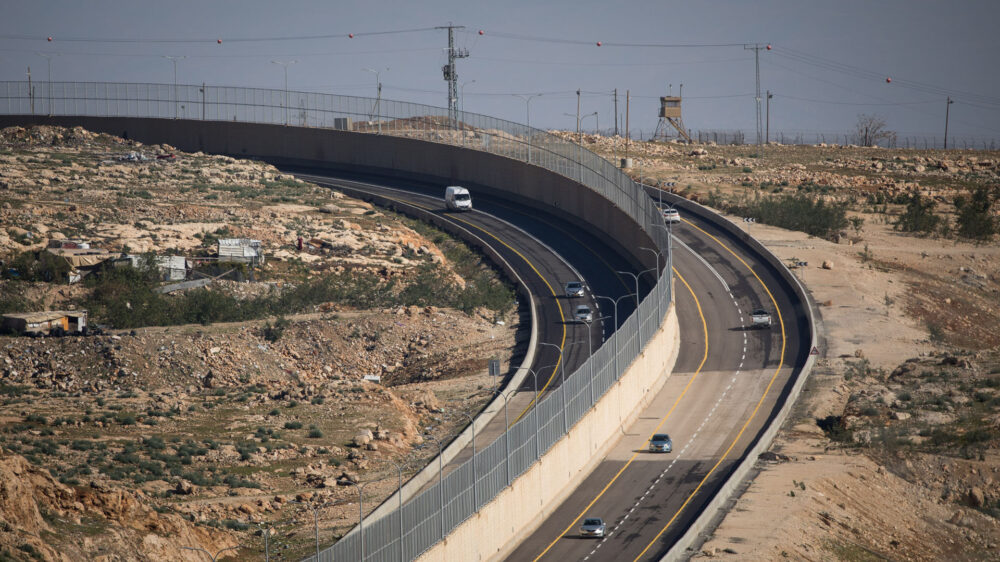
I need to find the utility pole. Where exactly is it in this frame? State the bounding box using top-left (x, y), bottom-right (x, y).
top-left (766, 90), bottom-right (773, 144)
top-left (944, 96), bottom-right (954, 149)
top-left (27, 66), bottom-right (34, 115)
top-left (576, 89), bottom-right (581, 143)
top-left (437, 24), bottom-right (468, 128)
top-left (625, 90), bottom-right (631, 165)
top-left (613, 88), bottom-right (619, 136)
top-left (744, 44), bottom-right (766, 146)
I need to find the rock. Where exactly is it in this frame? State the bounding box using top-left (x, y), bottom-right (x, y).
top-left (891, 411), bottom-right (911, 421)
top-left (969, 487), bottom-right (985, 508)
top-left (822, 260), bottom-right (834, 270)
top-left (175, 479), bottom-right (195, 495)
top-left (759, 451), bottom-right (791, 463)
top-left (352, 429), bottom-right (374, 447)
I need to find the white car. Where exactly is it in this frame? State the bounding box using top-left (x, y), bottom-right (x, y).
top-left (580, 517), bottom-right (606, 538)
top-left (662, 207), bottom-right (681, 224)
top-left (564, 281), bottom-right (585, 298)
top-left (574, 305), bottom-right (593, 323)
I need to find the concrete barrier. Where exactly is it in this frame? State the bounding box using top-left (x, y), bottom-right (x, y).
top-left (417, 305), bottom-right (680, 561)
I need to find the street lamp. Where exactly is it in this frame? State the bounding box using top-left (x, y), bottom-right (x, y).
top-left (512, 93), bottom-right (543, 161)
top-left (595, 293), bottom-right (636, 379)
top-left (461, 79), bottom-right (476, 114)
top-left (375, 458), bottom-right (407, 562)
top-left (581, 111), bottom-right (598, 135)
top-left (568, 334), bottom-right (595, 406)
top-left (271, 59), bottom-right (297, 125)
top-left (452, 411), bottom-right (478, 509)
top-left (342, 479), bottom-right (381, 562)
top-left (37, 52), bottom-right (56, 115)
top-left (180, 545), bottom-right (242, 561)
top-left (291, 499), bottom-right (345, 561)
top-left (537, 342), bottom-right (568, 433)
top-left (363, 67), bottom-right (387, 134)
top-left (163, 55), bottom-right (186, 119)
top-left (422, 430), bottom-right (446, 539)
top-left (650, 223), bottom-right (674, 304)
top-left (640, 246), bottom-right (665, 320)
top-left (521, 365), bottom-right (556, 459)
top-left (493, 388), bottom-right (516, 485)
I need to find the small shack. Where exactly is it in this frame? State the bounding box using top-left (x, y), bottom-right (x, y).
top-left (218, 238), bottom-right (265, 266)
top-left (114, 255), bottom-right (188, 281)
top-left (2, 311), bottom-right (88, 336)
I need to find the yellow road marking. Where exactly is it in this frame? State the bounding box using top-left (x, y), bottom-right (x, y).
top-left (531, 268), bottom-right (708, 562)
top-left (631, 219), bottom-right (787, 561)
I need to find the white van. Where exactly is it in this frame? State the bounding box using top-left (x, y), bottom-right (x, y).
top-left (445, 185), bottom-right (472, 211)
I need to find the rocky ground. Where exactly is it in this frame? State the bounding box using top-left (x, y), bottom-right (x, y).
top-left (571, 135), bottom-right (1000, 560)
top-left (0, 126), bottom-right (520, 560)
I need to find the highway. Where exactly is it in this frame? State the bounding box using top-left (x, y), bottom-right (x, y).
top-left (508, 205), bottom-right (808, 561)
top-left (290, 169), bottom-right (807, 561)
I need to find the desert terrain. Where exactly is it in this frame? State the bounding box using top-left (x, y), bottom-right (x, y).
top-left (2, 124), bottom-right (999, 561)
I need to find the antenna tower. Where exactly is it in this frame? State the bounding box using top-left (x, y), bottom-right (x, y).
top-left (437, 24), bottom-right (468, 127)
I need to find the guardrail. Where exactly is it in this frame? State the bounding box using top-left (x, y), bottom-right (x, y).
top-left (1, 81), bottom-right (673, 561)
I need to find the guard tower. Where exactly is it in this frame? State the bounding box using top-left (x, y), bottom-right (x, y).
top-left (653, 90), bottom-right (692, 143)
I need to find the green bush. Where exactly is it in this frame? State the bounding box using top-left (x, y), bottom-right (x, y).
top-left (894, 193), bottom-right (941, 234)
top-left (954, 186), bottom-right (998, 241)
top-left (284, 421), bottom-right (303, 430)
top-left (308, 427), bottom-right (324, 438)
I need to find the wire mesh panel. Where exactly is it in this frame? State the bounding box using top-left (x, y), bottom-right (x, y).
top-left (0, 80), bottom-right (677, 561)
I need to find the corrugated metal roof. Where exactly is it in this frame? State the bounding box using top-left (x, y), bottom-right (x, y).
top-left (2, 311), bottom-right (87, 322)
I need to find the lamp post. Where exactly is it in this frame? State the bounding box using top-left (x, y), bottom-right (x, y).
top-left (37, 52), bottom-right (56, 115)
top-left (568, 332), bottom-right (595, 406)
top-left (640, 246), bottom-right (665, 320)
top-left (453, 411), bottom-right (478, 509)
top-left (375, 458), bottom-right (406, 562)
top-left (291, 499), bottom-right (344, 561)
top-left (342, 479), bottom-right (380, 562)
top-left (512, 93), bottom-right (543, 162)
top-left (650, 223), bottom-right (674, 304)
top-left (766, 91), bottom-right (774, 144)
top-left (461, 79), bottom-right (476, 115)
top-left (271, 59), bottom-right (297, 125)
top-left (581, 111), bottom-right (598, 135)
top-left (595, 293), bottom-right (636, 379)
top-left (537, 342), bottom-right (567, 433)
top-left (493, 389), bottom-right (515, 485)
top-left (180, 546), bottom-right (242, 561)
top-left (163, 55), bottom-right (186, 119)
top-left (422, 431), bottom-right (445, 539)
top-left (363, 67), bottom-right (386, 134)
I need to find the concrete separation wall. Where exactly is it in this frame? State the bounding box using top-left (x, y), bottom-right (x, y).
top-left (324, 180), bottom-right (541, 526)
top-left (417, 306), bottom-right (680, 562)
top-left (655, 192), bottom-right (818, 561)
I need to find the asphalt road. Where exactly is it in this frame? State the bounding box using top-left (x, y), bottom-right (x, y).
top-left (288, 169), bottom-right (807, 561)
top-left (506, 207), bottom-right (807, 562)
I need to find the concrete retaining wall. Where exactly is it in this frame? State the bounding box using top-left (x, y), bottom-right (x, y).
top-left (417, 305), bottom-right (680, 562)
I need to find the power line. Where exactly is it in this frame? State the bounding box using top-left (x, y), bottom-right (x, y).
top-left (476, 30), bottom-right (748, 48)
top-left (775, 93), bottom-right (940, 106)
top-left (0, 27), bottom-right (440, 45)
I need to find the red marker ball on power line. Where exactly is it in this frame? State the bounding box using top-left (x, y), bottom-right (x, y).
top-left (596, 41), bottom-right (602, 47)
top-left (886, 77), bottom-right (892, 83)
top-left (478, 30), bottom-right (484, 35)
top-left (766, 44), bottom-right (771, 50)
top-left (217, 39), bottom-right (222, 44)
top-left (348, 33), bottom-right (354, 39)
top-left (47, 36), bottom-right (53, 42)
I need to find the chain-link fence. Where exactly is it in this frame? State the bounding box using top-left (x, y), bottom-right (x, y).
top-left (0, 80), bottom-right (673, 561)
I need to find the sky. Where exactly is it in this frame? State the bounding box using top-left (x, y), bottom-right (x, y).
top-left (3, 0), bottom-right (1000, 146)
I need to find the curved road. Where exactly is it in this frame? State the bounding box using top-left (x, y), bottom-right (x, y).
top-left (289, 168), bottom-right (807, 561)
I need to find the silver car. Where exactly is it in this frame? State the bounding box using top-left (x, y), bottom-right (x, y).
top-left (574, 304), bottom-right (593, 323)
top-left (564, 281), bottom-right (585, 298)
top-left (580, 517), bottom-right (606, 538)
top-left (648, 433), bottom-right (673, 453)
